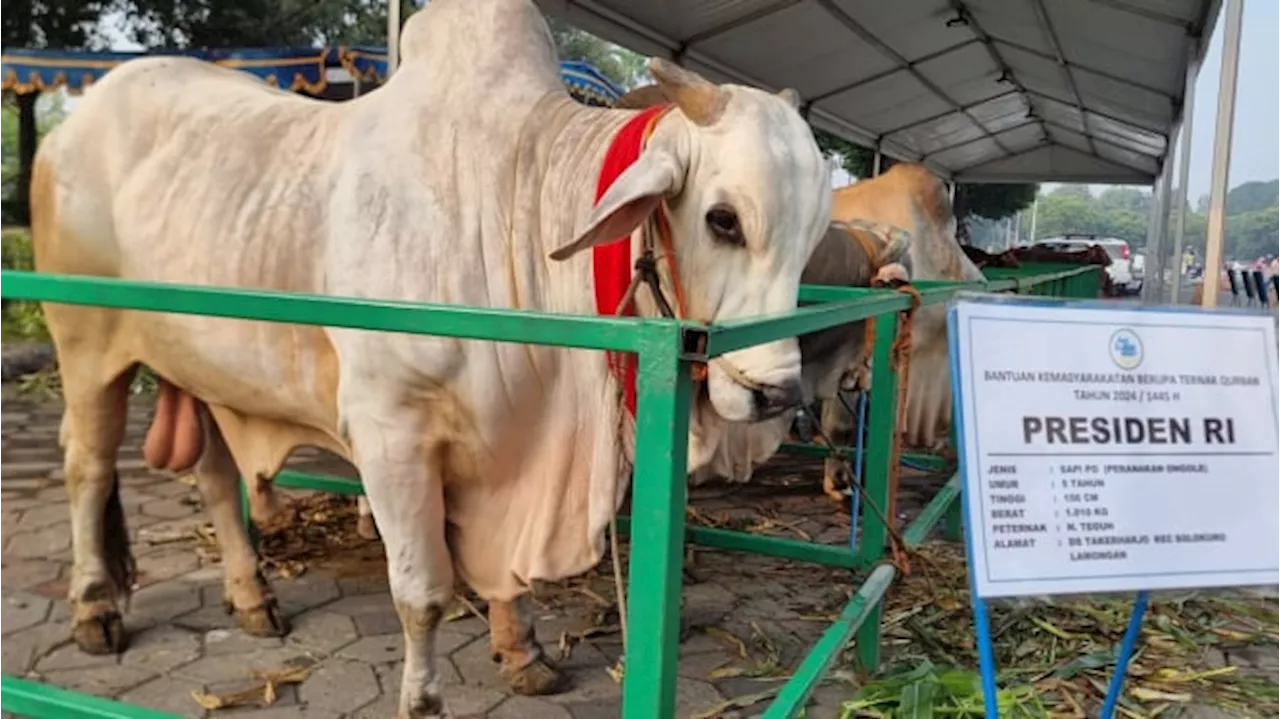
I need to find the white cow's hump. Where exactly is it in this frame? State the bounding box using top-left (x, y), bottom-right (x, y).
top-left (396, 0), bottom-right (562, 109)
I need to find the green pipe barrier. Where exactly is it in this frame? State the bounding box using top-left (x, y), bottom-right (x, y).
top-left (762, 564), bottom-right (897, 719)
top-left (0, 675), bottom-right (181, 719)
top-left (778, 442), bottom-right (953, 473)
top-left (903, 473), bottom-right (961, 548)
top-left (275, 469), bottom-right (363, 495)
top-left (0, 262), bottom-right (1101, 719)
top-left (615, 515), bottom-right (862, 570)
top-left (0, 270), bottom-right (668, 353)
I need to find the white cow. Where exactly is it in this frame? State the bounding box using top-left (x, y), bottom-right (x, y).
top-left (697, 163), bottom-right (983, 488)
top-left (31, 0), bottom-right (893, 715)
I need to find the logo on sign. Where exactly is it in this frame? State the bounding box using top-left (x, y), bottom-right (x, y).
top-left (1109, 328), bottom-right (1143, 370)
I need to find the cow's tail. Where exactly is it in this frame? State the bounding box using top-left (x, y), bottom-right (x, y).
top-left (103, 471), bottom-right (138, 608)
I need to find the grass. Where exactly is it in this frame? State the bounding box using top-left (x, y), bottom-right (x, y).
top-left (839, 660), bottom-right (1047, 718)
top-left (2, 227), bottom-right (49, 343)
top-left (840, 542), bottom-right (1278, 718)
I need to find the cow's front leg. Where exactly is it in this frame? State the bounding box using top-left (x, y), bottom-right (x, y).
top-left (349, 414), bottom-right (454, 719)
top-left (489, 596), bottom-right (564, 695)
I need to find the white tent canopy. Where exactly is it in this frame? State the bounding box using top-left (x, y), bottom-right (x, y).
top-left (535, 0), bottom-right (1221, 185)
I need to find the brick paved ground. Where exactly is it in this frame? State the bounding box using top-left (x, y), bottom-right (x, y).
top-left (4, 391), bottom-right (922, 718)
top-left (3, 390), bottom-right (1275, 718)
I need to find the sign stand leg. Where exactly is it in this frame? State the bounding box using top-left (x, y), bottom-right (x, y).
top-left (1100, 591), bottom-right (1151, 718)
top-left (972, 598), bottom-right (1001, 719)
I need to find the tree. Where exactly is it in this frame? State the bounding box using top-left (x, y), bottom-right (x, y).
top-left (546, 18), bottom-right (647, 89)
top-left (813, 128), bottom-right (1038, 243)
top-left (814, 129), bottom-right (872, 177)
top-left (953, 183), bottom-right (1038, 223)
top-left (1017, 180), bottom-right (1278, 262)
top-left (1096, 187), bottom-right (1149, 215)
top-left (1226, 180), bottom-right (1279, 216)
top-left (1, 0), bottom-right (105, 49)
top-left (113, 2), bottom-right (649, 89)
top-left (114, 0), bottom-right (411, 48)
top-left (1049, 184), bottom-right (1092, 200)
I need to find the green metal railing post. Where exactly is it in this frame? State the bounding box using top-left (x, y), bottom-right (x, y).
top-left (852, 312), bottom-right (900, 670)
top-left (943, 422), bottom-right (964, 542)
top-left (621, 323), bottom-right (694, 719)
top-left (856, 312), bottom-right (901, 570)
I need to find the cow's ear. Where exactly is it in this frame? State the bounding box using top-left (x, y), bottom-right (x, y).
top-left (549, 149), bottom-right (683, 261)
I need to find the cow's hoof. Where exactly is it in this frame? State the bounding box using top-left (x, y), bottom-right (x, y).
top-left (501, 656), bottom-right (566, 696)
top-left (71, 610), bottom-right (127, 655)
top-left (234, 600), bottom-right (290, 638)
top-left (398, 692), bottom-right (451, 719)
top-left (356, 513), bottom-right (380, 541)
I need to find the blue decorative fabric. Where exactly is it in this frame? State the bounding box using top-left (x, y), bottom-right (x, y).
top-left (1, 46), bottom-right (624, 107)
top-left (1, 47), bottom-right (330, 94)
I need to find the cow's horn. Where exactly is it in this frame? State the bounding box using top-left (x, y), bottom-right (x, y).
top-left (615, 84), bottom-right (667, 110)
top-left (648, 58), bottom-right (728, 126)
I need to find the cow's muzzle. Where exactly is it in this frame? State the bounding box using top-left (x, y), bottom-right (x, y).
top-left (749, 377), bottom-right (804, 420)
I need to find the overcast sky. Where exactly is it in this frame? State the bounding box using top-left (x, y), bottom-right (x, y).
top-left (91, 2), bottom-right (1276, 199)
top-left (1181, 0), bottom-right (1278, 199)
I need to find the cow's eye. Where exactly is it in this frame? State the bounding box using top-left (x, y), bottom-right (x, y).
top-left (705, 204), bottom-right (744, 246)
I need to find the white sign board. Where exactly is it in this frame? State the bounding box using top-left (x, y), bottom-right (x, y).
top-left (949, 298), bottom-right (1280, 598)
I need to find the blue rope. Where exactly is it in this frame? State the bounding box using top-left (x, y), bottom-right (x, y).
top-left (848, 390), bottom-right (868, 550)
top-left (900, 458), bottom-right (937, 472)
top-left (839, 389), bottom-right (949, 550)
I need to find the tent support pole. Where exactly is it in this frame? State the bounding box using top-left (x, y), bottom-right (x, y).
top-left (388, 0), bottom-right (402, 75)
top-left (1169, 49), bottom-right (1199, 303)
top-left (1141, 163), bottom-right (1169, 305)
top-left (872, 147), bottom-right (882, 177)
top-left (1154, 156), bottom-right (1174, 302)
top-left (1201, 0), bottom-right (1244, 309)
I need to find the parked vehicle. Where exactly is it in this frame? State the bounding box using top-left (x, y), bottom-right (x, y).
top-left (1130, 248), bottom-right (1146, 289)
top-left (1034, 234), bottom-right (1141, 296)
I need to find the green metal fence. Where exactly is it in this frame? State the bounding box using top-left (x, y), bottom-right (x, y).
top-left (0, 262), bottom-right (1101, 719)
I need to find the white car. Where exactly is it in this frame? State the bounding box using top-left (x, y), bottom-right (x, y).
top-left (1035, 235), bottom-right (1141, 296)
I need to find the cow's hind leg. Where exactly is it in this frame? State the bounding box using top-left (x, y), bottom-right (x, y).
top-left (489, 596), bottom-right (564, 695)
top-left (59, 362), bottom-right (136, 655)
top-left (194, 412), bottom-right (288, 637)
top-left (819, 398), bottom-right (847, 503)
top-left (355, 496), bottom-right (379, 540)
top-left (244, 474), bottom-right (289, 529)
